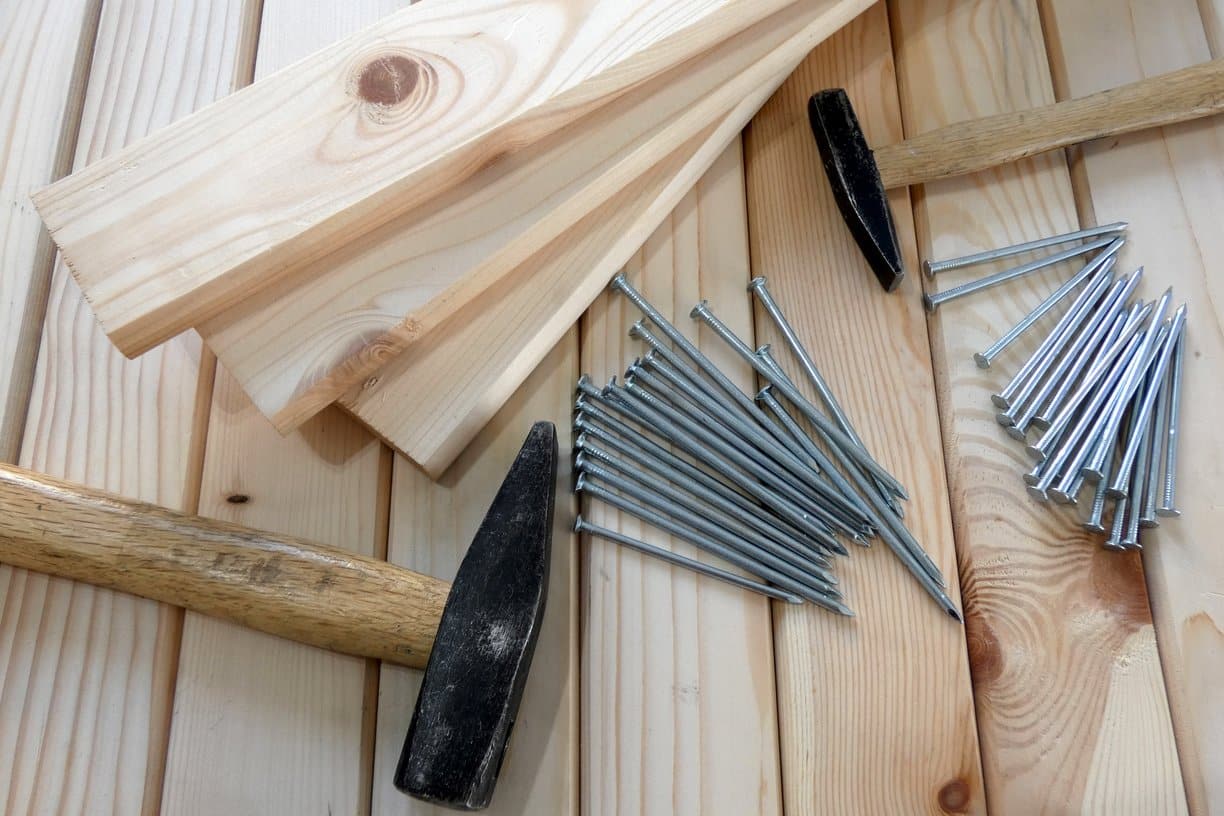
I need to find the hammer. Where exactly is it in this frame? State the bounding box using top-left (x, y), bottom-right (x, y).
top-left (809, 58), bottom-right (1224, 290)
top-left (0, 421), bottom-right (557, 811)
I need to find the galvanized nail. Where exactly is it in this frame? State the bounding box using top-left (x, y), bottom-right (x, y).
top-left (575, 515), bottom-right (804, 604)
top-left (926, 222), bottom-right (1127, 276)
top-left (1156, 328), bottom-right (1185, 517)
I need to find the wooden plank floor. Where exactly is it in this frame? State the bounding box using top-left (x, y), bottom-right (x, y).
top-left (0, 0), bottom-right (1220, 813)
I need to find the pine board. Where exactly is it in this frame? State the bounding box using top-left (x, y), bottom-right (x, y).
top-left (889, 0), bottom-right (1187, 812)
top-left (0, 0), bottom-right (99, 462)
top-left (33, 0), bottom-right (807, 359)
top-left (579, 143), bottom-right (784, 816)
top-left (1040, 1), bottom-right (1224, 812)
top-left (197, 0), bottom-right (870, 436)
top-left (742, 5), bottom-right (985, 813)
top-left (0, 1), bottom-right (252, 811)
top-left (158, 2), bottom-right (400, 812)
top-left (370, 342), bottom-right (578, 815)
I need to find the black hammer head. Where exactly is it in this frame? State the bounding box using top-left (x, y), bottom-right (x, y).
top-left (808, 89), bottom-right (905, 291)
top-left (395, 421), bottom-right (558, 810)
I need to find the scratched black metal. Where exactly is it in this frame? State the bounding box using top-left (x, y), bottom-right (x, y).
top-left (808, 88), bottom-right (905, 292)
top-left (395, 421), bottom-right (557, 811)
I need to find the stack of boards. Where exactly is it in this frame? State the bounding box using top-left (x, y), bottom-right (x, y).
top-left (32, 0), bottom-right (872, 476)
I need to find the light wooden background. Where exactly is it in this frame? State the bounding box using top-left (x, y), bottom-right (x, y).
top-left (0, 0), bottom-right (1219, 814)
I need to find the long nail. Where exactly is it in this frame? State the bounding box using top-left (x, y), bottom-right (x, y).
top-left (924, 235), bottom-right (1120, 311)
top-left (974, 249), bottom-right (1113, 368)
top-left (1083, 451), bottom-right (1114, 533)
top-left (926, 222), bottom-right (1127, 276)
top-left (576, 456), bottom-right (840, 590)
top-left (992, 258), bottom-right (1117, 409)
top-left (575, 515), bottom-right (804, 604)
top-left (576, 476), bottom-right (852, 615)
top-left (1156, 329), bottom-right (1185, 517)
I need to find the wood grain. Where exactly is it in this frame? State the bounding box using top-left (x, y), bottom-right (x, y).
top-left (371, 343), bottom-right (578, 815)
top-left (198, 0), bottom-right (871, 436)
top-left (579, 143), bottom-right (783, 816)
top-left (33, 0), bottom-right (811, 358)
top-left (889, 0), bottom-right (1188, 812)
top-left (875, 58), bottom-right (1224, 189)
top-left (339, 0), bottom-right (871, 476)
top-left (159, 3), bottom-right (397, 813)
top-left (0, 0), bottom-right (99, 461)
top-left (743, 5), bottom-right (985, 813)
top-left (1040, 1), bottom-right (1224, 812)
top-left (0, 462), bottom-right (447, 667)
top-left (0, 1), bottom-right (253, 812)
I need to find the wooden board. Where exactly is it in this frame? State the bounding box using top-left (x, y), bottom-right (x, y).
top-left (33, 0), bottom-right (812, 358)
top-left (371, 343), bottom-right (578, 815)
top-left (198, 0), bottom-right (872, 436)
top-left (0, 0), bottom-right (99, 462)
top-left (742, 5), bottom-right (986, 813)
top-left (888, 0), bottom-right (1188, 812)
top-left (1039, 1), bottom-right (1224, 811)
top-left (579, 143), bottom-right (784, 816)
top-left (338, 1), bottom-right (872, 477)
top-left (158, 2), bottom-right (396, 812)
top-left (0, 1), bottom-right (253, 811)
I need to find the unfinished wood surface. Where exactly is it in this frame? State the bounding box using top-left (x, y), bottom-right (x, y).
top-left (371, 343), bottom-right (578, 815)
top-left (200, 0), bottom-right (872, 435)
top-left (0, 1), bottom-right (252, 812)
top-left (33, 0), bottom-right (816, 359)
top-left (743, 5), bottom-right (985, 813)
top-left (579, 143), bottom-right (783, 816)
top-left (339, 0), bottom-right (873, 476)
top-left (889, 0), bottom-right (1188, 812)
top-left (1040, 1), bottom-right (1224, 812)
top-left (874, 58), bottom-right (1224, 190)
top-left (160, 2), bottom-right (394, 812)
top-left (0, 0), bottom-right (99, 462)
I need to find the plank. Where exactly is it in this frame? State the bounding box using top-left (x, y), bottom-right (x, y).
top-left (371, 342), bottom-right (578, 815)
top-left (0, 1), bottom-right (254, 812)
top-left (742, 5), bottom-right (986, 813)
top-left (159, 2), bottom-right (399, 812)
top-left (579, 143), bottom-right (783, 816)
top-left (888, 0), bottom-right (1188, 812)
top-left (0, 0), bottom-right (99, 462)
top-left (198, 0), bottom-right (872, 435)
top-left (339, 0), bottom-right (870, 477)
top-left (1039, 1), bottom-right (1224, 811)
top-left (33, 0), bottom-right (818, 358)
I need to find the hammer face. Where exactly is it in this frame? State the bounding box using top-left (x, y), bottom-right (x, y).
top-left (808, 89), bottom-right (905, 291)
top-left (395, 422), bottom-right (558, 810)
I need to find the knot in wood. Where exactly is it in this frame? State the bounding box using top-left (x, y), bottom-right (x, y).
top-left (357, 54), bottom-right (422, 106)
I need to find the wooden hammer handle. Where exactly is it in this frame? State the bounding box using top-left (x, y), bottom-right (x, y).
top-left (0, 463), bottom-right (449, 668)
top-left (877, 58), bottom-right (1224, 189)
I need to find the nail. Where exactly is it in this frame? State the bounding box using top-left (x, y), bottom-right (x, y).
top-left (992, 256), bottom-right (1117, 409)
top-left (1123, 453), bottom-right (1145, 549)
top-left (584, 381), bottom-right (847, 549)
top-left (1026, 295), bottom-right (1156, 462)
top-left (924, 235), bottom-right (1119, 311)
top-left (1006, 271), bottom-right (1140, 437)
top-left (999, 266), bottom-right (1118, 434)
top-left (575, 515), bottom-right (804, 604)
top-left (925, 222), bottom-right (1127, 276)
top-left (1104, 494), bottom-right (1128, 550)
top-left (1107, 306), bottom-right (1186, 498)
top-left (1082, 451), bottom-right (1113, 533)
top-left (576, 438), bottom-right (834, 571)
top-left (1156, 328), bottom-right (1185, 517)
top-left (974, 250), bottom-right (1110, 368)
top-left (617, 380), bottom-right (867, 539)
top-left (1137, 395), bottom-right (1160, 528)
top-left (576, 455), bottom-right (839, 589)
top-left (576, 476), bottom-right (852, 615)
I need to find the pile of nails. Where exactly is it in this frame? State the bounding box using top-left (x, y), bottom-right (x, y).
top-left (572, 272), bottom-right (962, 620)
top-left (924, 222), bottom-right (1186, 549)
